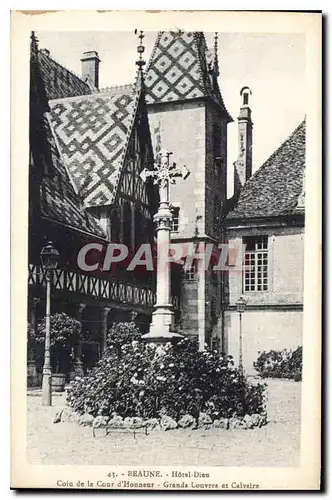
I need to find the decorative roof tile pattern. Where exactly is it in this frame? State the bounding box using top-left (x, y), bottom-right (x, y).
top-left (226, 120), bottom-right (306, 221)
top-left (144, 31), bottom-right (232, 120)
top-left (40, 114), bottom-right (106, 238)
top-left (49, 85), bottom-right (139, 208)
top-left (38, 49), bottom-right (91, 100)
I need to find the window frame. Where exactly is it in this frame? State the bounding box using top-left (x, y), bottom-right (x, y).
top-left (171, 206), bottom-right (180, 233)
top-left (243, 236), bottom-right (269, 292)
top-left (184, 263), bottom-right (197, 281)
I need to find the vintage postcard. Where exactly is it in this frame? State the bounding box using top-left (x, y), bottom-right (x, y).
top-left (11, 10), bottom-right (322, 491)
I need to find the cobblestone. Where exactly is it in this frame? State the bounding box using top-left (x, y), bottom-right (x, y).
top-left (27, 379), bottom-right (301, 466)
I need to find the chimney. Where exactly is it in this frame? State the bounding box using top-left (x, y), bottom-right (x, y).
top-left (234, 86), bottom-right (253, 196)
top-left (80, 51), bottom-right (101, 89)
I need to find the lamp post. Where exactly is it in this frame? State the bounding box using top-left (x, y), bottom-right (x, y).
top-left (236, 295), bottom-right (247, 376)
top-left (40, 241), bottom-right (59, 406)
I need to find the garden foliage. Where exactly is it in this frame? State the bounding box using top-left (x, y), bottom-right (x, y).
top-left (253, 346), bottom-right (302, 381)
top-left (67, 322), bottom-right (266, 421)
top-left (29, 313), bottom-right (82, 373)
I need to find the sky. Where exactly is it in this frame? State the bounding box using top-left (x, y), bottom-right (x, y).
top-left (36, 30), bottom-right (305, 196)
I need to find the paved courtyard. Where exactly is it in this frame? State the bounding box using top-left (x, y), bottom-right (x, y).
top-left (27, 379), bottom-right (301, 467)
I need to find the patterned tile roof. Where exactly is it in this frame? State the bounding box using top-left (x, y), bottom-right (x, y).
top-left (144, 31), bottom-right (232, 120)
top-left (37, 49), bottom-right (91, 100)
top-left (40, 114), bottom-right (106, 238)
top-left (49, 84), bottom-right (140, 208)
top-left (226, 120), bottom-right (306, 221)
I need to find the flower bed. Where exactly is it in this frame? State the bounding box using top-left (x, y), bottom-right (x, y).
top-left (66, 322), bottom-right (267, 430)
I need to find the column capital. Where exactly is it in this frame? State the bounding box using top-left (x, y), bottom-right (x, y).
top-left (77, 303), bottom-right (86, 314)
top-left (30, 297), bottom-right (40, 307)
top-left (153, 213), bottom-right (172, 230)
top-left (102, 306), bottom-right (111, 318)
top-left (130, 311), bottom-right (138, 321)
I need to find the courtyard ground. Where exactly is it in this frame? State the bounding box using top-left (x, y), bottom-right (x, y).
top-left (27, 378), bottom-right (301, 467)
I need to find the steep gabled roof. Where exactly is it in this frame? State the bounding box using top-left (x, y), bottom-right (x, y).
top-left (37, 49), bottom-right (91, 100)
top-left (39, 115), bottom-right (106, 238)
top-left (226, 120), bottom-right (306, 222)
top-left (49, 84), bottom-right (141, 208)
top-left (144, 31), bottom-right (232, 121)
top-left (30, 33), bottom-right (105, 239)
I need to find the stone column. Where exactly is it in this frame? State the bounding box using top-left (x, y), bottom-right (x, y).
top-left (101, 307), bottom-right (111, 354)
top-left (73, 303), bottom-right (85, 377)
top-left (141, 154), bottom-right (182, 344)
top-left (197, 258), bottom-right (206, 352)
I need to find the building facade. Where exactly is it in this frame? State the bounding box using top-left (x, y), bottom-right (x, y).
top-left (28, 30), bottom-right (305, 381)
top-left (28, 33), bottom-right (161, 380)
top-left (224, 117), bottom-right (305, 373)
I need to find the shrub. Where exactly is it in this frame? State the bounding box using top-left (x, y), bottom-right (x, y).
top-left (33, 313), bottom-right (82, 373)
top-left (253, 346), bottom-right (302, 381)
top-left (67, 322), bottom-right (266, 421)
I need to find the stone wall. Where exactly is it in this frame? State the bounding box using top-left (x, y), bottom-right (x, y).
top-left (205, 103), bottom-right (228, 239)
top-left (225, 226), bottom-right (304, 307)
top-left (224, 224), bottom-right (304, 373)
top-left (148, 101), bottom-right (206, 239)
top-left (225, 309), bottom-right (303, 374)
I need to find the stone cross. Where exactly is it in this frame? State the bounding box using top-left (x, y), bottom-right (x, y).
top-left (140, 149), bottom-right (190, 344)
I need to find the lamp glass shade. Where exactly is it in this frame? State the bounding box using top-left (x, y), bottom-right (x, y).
top-left (236, 296), bottom-right (246, 313)
top-left (40, 241), bottom-right (60, 270)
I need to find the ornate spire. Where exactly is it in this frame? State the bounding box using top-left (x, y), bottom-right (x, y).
top-left (134, 30), bottom-right (146, 90)
top-left (214, 32), bottom-right (219, 77)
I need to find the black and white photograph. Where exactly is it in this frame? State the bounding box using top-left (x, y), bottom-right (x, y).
top-left (11, 10), bottom-right (321, 491)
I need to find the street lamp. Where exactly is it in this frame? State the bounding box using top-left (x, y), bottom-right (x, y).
top-left (236, 295), bottom-right (247, 376)
top-left (40, 241), bottom-right (59, 406)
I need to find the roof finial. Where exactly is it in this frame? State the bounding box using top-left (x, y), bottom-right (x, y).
top-left (135, 30), bottom-right (146, 73)
top-left (214, 32), bottom-right (219, 77)
top-left (134, 30), bottom-right (146, 92)
top-left (30, 31), bottom-right (39, 59)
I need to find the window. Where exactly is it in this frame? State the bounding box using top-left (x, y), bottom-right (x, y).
top-left (184, 264), bottom-right (196, 281)
top-left (213, 123), bottom-right (222, 178)
top-left (243, 93), bottom-right (249, 105)
top-left (243, 236), bottom-right (268, 292)
top-left (171, 207), bottom-right (180, 232)
top-left (213, 196), bottom-right (220, 233)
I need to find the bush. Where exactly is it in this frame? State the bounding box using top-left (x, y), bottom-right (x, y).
top-left (67, 322), bottom-right (266, 421)
top-left (32, 313), bottom-right (82, 373)
top-left (253, 346), bottom-right (302, 381)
